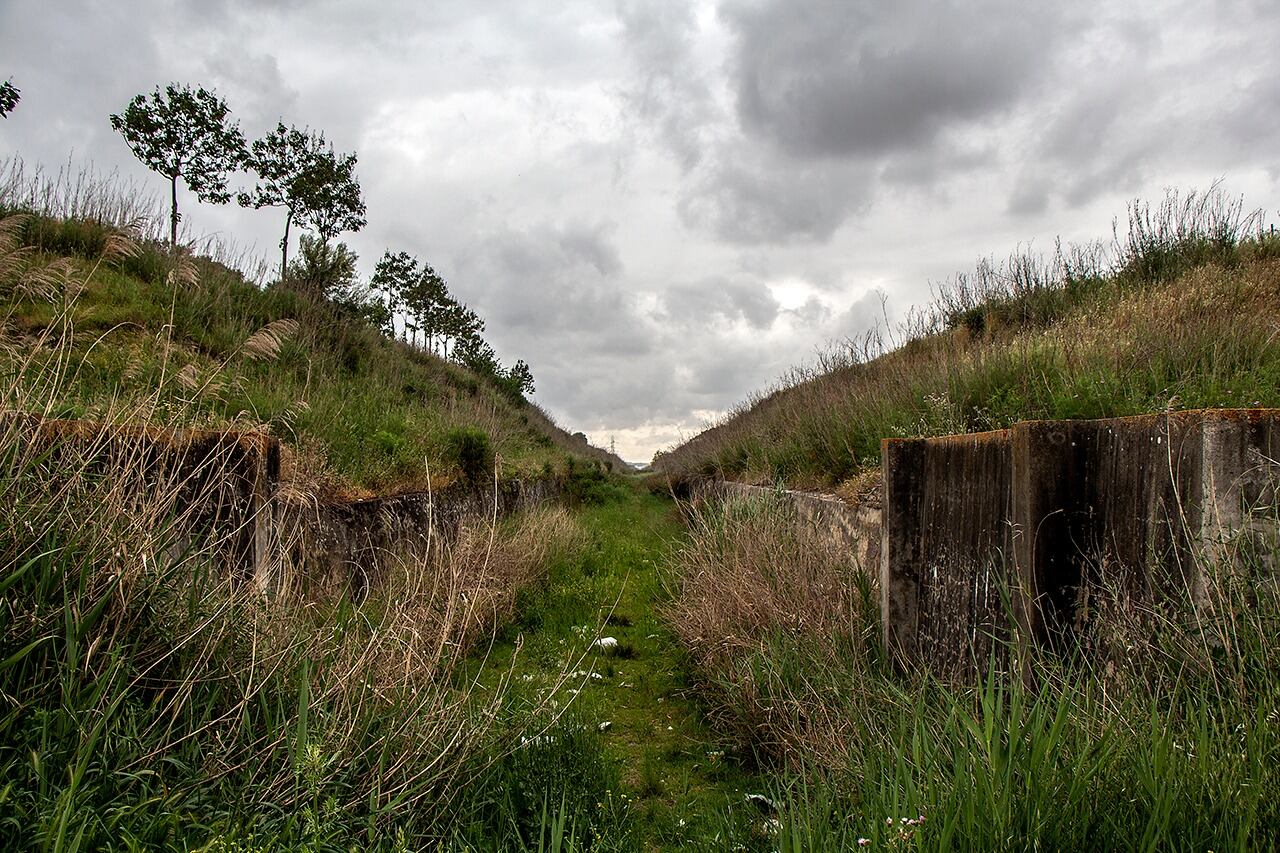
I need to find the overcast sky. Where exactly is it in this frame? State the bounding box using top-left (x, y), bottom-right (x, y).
top-left (3, 0), bottom-right (1279, 461)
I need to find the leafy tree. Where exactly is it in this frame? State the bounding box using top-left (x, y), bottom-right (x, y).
top-left (452, 335), bottom-right (533, 402)
top-left (402, 262), bottom-right (449, 350)
top-left (453, 333), bottom-right (500, 376)
top-left (0, 79), bottom-right (19, 118)
top-left (109, 83), bottom-right (245, 247)
top-left (439, 300), bottom-right (485, 360)
top-left (293, 144), bottom-right (366, 249)
top-left (330, 277), bottom-right (391, 332)
top-left (370, 250), bottom-right (418, 339)
top-left (239, 122), bottom-right (331, 280)
top-left (506, 359), bottom-right (535, 396)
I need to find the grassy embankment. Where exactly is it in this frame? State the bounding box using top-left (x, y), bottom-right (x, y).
top-left (0, 215), bottom-right (598, 848)
top-left (656, 187), bottom-right (1280, 493)
top-left (0, 160), bottom-right (623, 496)
top-left (669, 490), bottom-right (1280, 850)
top-left (656, 189), bottom-right (1280, 849)
top-left (0, 172), bottom-right (687, 849)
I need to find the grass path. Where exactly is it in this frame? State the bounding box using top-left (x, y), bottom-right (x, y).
top-left (468, 491), bottom-right (764, 850)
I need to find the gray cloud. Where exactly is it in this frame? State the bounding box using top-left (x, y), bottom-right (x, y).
top-left (724, 0), bottom-right (1068, 160)
top-left (3, 0), bottom-right (1280, 460)
top-left (678, 156), bottom-right (874, 244)
top-left (452, 225), bottom-right (642, 349)
top-left (660, 276), bottom-right (781, 329)
top-left (616, 0), bottom-right (719, 172)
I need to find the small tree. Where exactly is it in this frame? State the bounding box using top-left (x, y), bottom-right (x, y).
top-left (401, 262), bottom-right (449, 350)
top-left (0, 79), bottom-right (19, 118)
top-left (370, 250), bottom-right (418, 339)
top-left (454, 333), bottom-right (500, 376)
top-left (293, 144), bottom-right (366, 249)
top-left (110, 83), bottom-right (245, 247)
top-left (288, 233), bottom-right (357, 299)
top-left (239, 122), bottom-right (330, 280)
top-left (440, 300), bottom-right (484, 360)
top-left (506, 359), bottom-right (535, 396)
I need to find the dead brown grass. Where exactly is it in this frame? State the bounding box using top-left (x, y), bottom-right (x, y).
top-left (666, 490), bottom-right (879, 767)
top-left (0, 219), bottom-right (581, 839)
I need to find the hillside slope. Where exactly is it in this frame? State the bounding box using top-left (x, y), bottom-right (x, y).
top-left (656, 190), bottom-right (1280, 493)
top-left (0, 211), bottom-right (622, 496)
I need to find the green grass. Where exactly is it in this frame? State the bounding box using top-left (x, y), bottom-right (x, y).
top-left (0, 210), bottom-right (611, 494)
top-left (463, 490), bottom-right (776, 851)
top-left (0, 434), bottom-right (593, 850)
top-left (666, 490), bottom-right (1280, 852)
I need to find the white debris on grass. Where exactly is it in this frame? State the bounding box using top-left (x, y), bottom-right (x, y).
top-left (592, 636), bottom-right (619, 652)
top-left (598, 721), bottom-right (612, 732)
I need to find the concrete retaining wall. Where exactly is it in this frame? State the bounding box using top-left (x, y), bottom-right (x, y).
top-left (276, 477), bottom-right (561, 598)
top-left (883, 408), bottom-right (1280, 677)
top-left (695, 480), bottom-right (882, 579)
top-left (7, 414), bottom-right (279, 582)
top-left (7, 414), bottom-right (560, 598)
top-left (700, 408), bottom-right (1280, 681)
top-left (882, 430), bottom-right (1015, 678)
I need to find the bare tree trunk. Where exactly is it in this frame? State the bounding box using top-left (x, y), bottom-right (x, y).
top-left (170, 176), bottom-right (179, 249)
top-left (280, 209), bottom-right (292, 282)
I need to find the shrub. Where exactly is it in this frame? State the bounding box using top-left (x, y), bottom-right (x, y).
top-left (444, 425), bottom-right (494, 484)
top-left (564, 457), bottom-right (629, 506)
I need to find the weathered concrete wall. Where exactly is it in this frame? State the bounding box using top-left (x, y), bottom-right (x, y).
top-left (883, 408), bottom-right (1280, 677)
top-left (6, 414), bottom-right (279, 581)
top-left (6, 414), bottom-right (561, 598)
top-left (696, 480), bottom-right (882, 579)
top-left (881, 430), bottom-right (1015, 679)
top-left (275, 477), bottom-right (561, 598)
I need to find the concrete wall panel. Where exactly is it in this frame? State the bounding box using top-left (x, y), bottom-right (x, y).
top-left (882, 430), bottom-right (1014, 678)
top-left (884, 408), bottom-right (1280, 677)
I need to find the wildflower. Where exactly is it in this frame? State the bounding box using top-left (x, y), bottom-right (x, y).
top-left (857, 839), bottom-right (871, 848)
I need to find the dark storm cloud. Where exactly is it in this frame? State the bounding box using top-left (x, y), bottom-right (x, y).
top-left (450, 224), bottom-right (649, 357)
top-left (621, 0), bottom-right (1077, 246)
top-left (722, 0), bottom-right (1069, 160)
top-left (1004, 5), bottom-right (1280, 212)
top-left (616, 0), bottom-right (718, 172)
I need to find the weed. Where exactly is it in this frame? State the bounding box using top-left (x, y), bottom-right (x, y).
top-left (670, 490), bottom-right (1280, 849)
